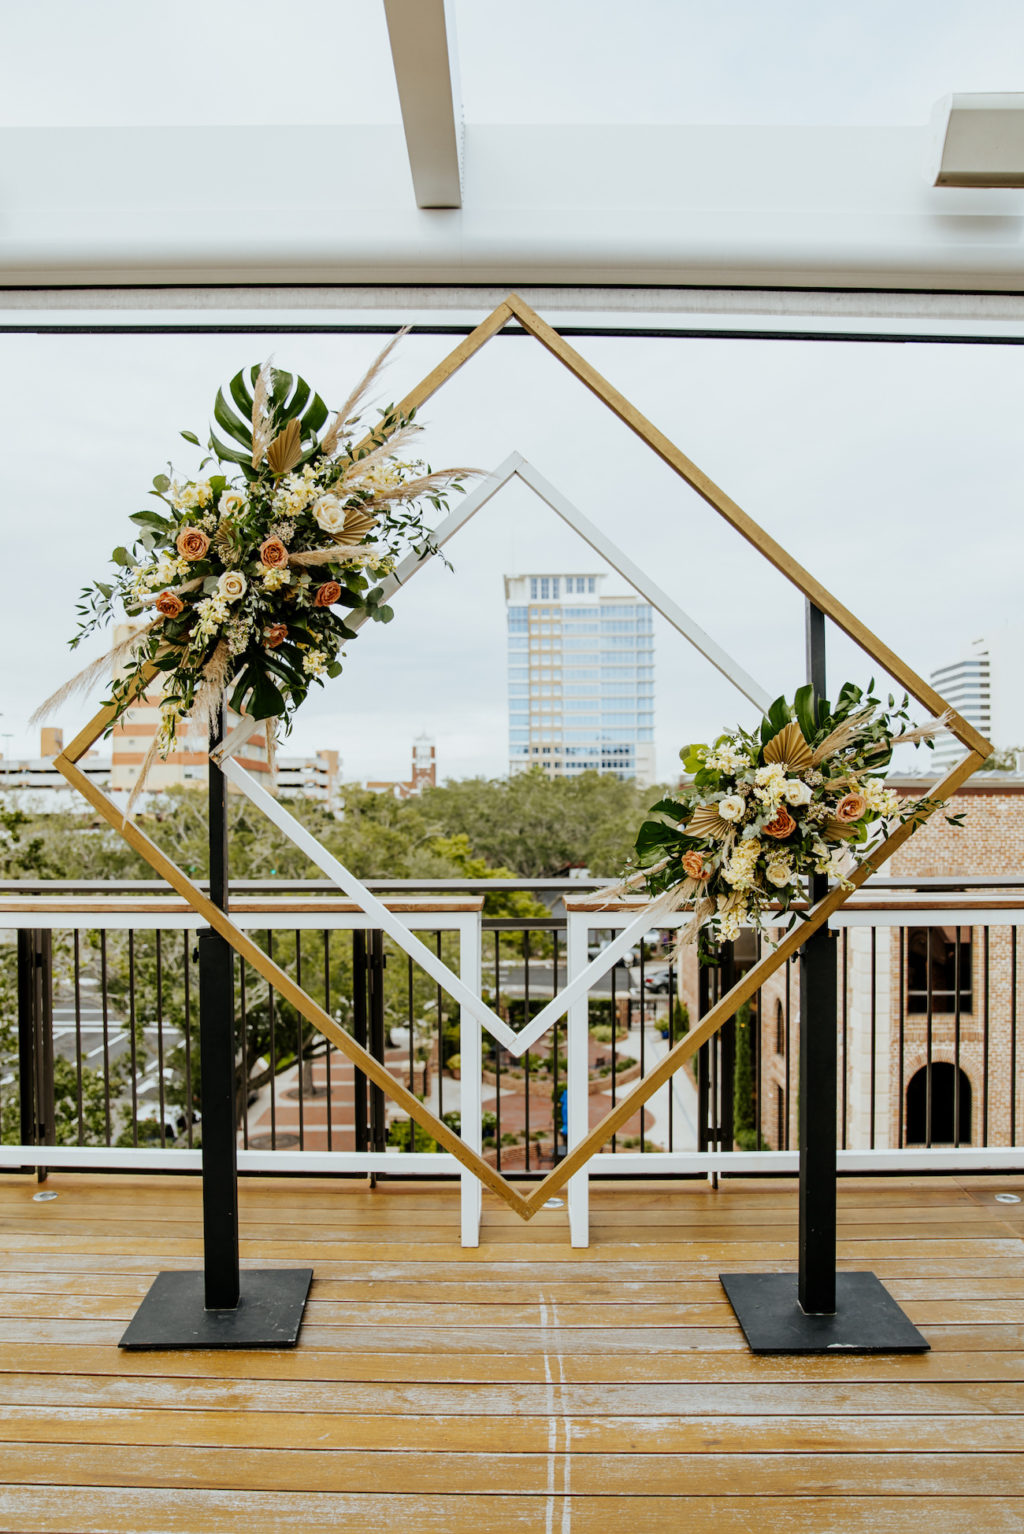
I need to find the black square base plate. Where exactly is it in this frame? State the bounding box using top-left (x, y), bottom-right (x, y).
top-left (119, 1268), bottom-right (313, 1351)
top-left (719, 1270), bottom-right (929, 1355)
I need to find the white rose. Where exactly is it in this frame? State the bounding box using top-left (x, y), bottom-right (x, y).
top-left (219, 490), bottom-right (247, 518)
top-left (783, 779), bottom-right (813, 806)
top-left (718, 795), bottom-right (745, 822)
top-left (312, 495), bottom-right (347, 537)
top-left (765, 861), bottom-right (792, 888)
top-left (217, 570), bottom-right (247, 602)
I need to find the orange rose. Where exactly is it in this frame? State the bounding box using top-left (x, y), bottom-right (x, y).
top-left (264, 623), bottom-right (288, 649)
top-left (154, 591), bottom-right (184, 619)
top-left (836, 792), bottom-right (867, 823)
top-left (681, 850), bottom-right (709, 880)
top-left (176, 527), bottom-right (210, 561)
top-left (763, 806), bottom-right (797, 840)
top-left (259, 537), bottom-right (289, 568)
top-left (313, 581), bottom-right (342, 608)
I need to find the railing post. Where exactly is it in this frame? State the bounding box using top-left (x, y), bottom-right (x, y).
top-left (17, 928), bottom-right (54, 1179)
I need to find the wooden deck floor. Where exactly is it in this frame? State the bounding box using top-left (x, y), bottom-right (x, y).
top-left (1, 1171), bottom-right (1023, 1532)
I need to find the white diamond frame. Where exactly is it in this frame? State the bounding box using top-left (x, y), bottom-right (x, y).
top-left (214, 452), bottom-right (773, 1058)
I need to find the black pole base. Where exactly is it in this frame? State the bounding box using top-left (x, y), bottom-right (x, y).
top-left (119, 1268), bottom-right (313, 1351)
top-left (719, 1271), bottom-right (929, 1355)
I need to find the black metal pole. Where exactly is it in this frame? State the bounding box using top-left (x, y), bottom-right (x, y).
top-left (199, 701), bottom-right (240, 1309)
top-left (798, 601), bottom-right (837, 1314)
top-left (719, 600), bottom-right (927, 1352)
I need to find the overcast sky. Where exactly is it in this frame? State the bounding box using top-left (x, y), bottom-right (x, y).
top-left (2, 3), bottom-right (1023, 783)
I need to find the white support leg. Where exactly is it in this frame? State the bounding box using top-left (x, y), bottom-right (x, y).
top-left (566, 913), bottom-right (591, 1248)
top-left (459, 916), bottom-right (483, 1247)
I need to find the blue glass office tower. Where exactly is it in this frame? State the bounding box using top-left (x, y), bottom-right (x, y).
top-left (505, 573), bottom-right (655, 783)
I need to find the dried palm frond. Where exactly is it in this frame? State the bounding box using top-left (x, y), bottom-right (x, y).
top-left (266, 418), bottom-right (303, 477)
top-left (763, 721), bottom-right (814, 773)
top-left (339, 421), bottom-right (423, 484)
top-left (124, 733), bottom-right (163, 822)
top-left (188, 640), bottom-right (232, 743)
top-left (570, 857), bottom-right (672, 908)
top-left (264, 718), bottom-right (277, 782)
top-left (810, 706), bottom-right (876, 766)
top-left (30, 619), bottom-right (162, 725)
top-left (686, 803), bottom-right (733, 841)
top-left (891, 711), bottom-right (953, 747)
top-left (824, 818), bottom-right (857, 841)
top-left (319, 327), bottom-right (410, 458)
top-left (363, 467), bottom-right (481, 506)
top-left (250, 358), bottom-right (275, 468)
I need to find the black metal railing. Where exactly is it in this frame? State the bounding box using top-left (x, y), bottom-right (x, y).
top-left (3, 877), bottom-right (1023, 1173)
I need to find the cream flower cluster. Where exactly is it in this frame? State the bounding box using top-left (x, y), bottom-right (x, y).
top-left (860, 778), bottom-right (901, 817)
top-left (170, 479), bottom-right (214, 512)
top-left (704, 743), bottom-right (751, 774)
top-left (302, 648), bottom-right (328, 677)
top-left (723, 838), bottom-right (762, 891)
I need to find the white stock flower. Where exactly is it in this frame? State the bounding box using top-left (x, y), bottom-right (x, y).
top-left (312, 495), bottom-right (347, 536)
top-left (718, 795), bottom-right (745, 822)
top-left (783, 779), bottom-right (813, 806)
top-left (302, 648), bottom-right (328, 677)
top-left (217, 570), bottom-right (247, 602)
top-left (261, 565), bottom-right (290, 592)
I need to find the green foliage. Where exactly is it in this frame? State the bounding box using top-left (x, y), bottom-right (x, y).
top-left (732, 1001), bottom-right (769, 1151)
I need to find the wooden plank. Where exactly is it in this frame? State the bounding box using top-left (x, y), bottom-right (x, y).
top-left (0, 1488), bottom-right (1021, 1534)
top-left (6, 1291), bottom-right (1024, 1329)
top-left (3, 1405), bottom-right (1024, 1455)
top-left (4, 1441), bottom-right (1024, 1496)
top-left (2, 1342), bottom-right (1019, 1385)
top-left (2, 1371), bottom-right (1023, 1420)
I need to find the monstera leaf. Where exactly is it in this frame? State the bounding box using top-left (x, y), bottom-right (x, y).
top-left (211, 364), bottom-right (329, 480)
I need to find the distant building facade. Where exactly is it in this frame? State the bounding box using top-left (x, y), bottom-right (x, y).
top-left (109, 624), bottom-right (272, 794)
top-left (505, 573), bottom-right (655, 784)
top-left (930, 622), bottom-right (1024, 771)
top-left (0, 729), bottom-right (110, 803)
top-left (276, 749), bottom-right (342, 811)
top-left (365, 734), bottom-right (437, 800)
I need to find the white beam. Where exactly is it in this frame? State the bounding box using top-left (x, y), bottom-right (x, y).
top-left (384, 0), bottom-right (462, 208)
top-left (932, 93), bottom-right (1024, 188)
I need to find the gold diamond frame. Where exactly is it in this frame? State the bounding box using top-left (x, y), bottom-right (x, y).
top-left (54, 294), bottom-right (992, 1221)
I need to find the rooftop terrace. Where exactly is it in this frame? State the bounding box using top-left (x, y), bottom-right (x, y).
top-left (1, 1170), bottom-right (1023, 1532)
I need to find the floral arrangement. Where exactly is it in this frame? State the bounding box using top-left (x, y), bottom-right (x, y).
top-left (631, 682), bottom-right (955, 958)
top-left (42, 338), bottom-right (470, 796)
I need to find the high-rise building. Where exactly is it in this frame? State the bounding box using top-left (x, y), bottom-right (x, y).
top-left (504, 573), bottom-right (655, 784)
top-left (930, 622), bottom-right (1024, 771)
top-left (276, 749), bottom-right (342, 810)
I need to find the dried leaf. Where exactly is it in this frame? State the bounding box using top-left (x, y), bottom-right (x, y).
top-left (266, 418), bottom-right (303, 477)
top-left (686, 804), bottom-right (733, 841)
top-left (763, 721), bottom-right (814, 773)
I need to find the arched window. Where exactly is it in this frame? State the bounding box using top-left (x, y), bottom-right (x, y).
top-left (906, 1062), bottom-right (972, 1145)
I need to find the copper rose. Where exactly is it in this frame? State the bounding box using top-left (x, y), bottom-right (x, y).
top-left (154, 591), bottom-right (184, 620)
top-left (176, 527), bottom-right (210, 561)
top-left (265, 623), bottom-right (288, 649)
top-left (681, 850), bottom-right (709, 880)
top-left (313, 582), bottom-right (342, 608)
top-left (835, 792), bottom-right (867, 823)
top-left (763, 806), bottom-right (797, 840)
top-left (259, 537), bottom-right (289, 568)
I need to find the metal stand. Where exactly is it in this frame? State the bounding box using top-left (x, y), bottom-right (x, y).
top-left (720, 603), bottom-right (928, 1355)
top-left (120, 706), bottom-right (312, 1350)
